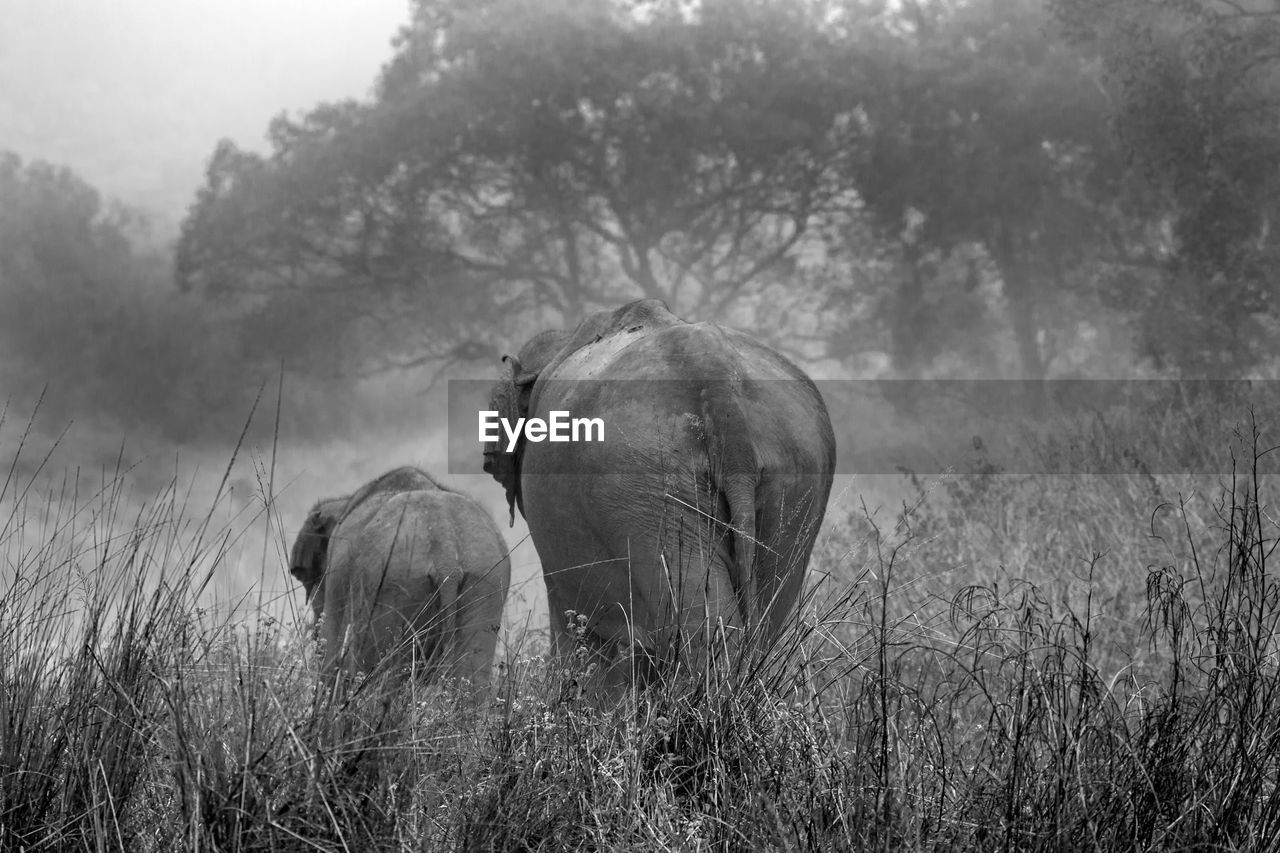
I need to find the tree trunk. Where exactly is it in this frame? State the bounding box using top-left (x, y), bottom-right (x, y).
top-left (993, 242), bottom-right (1047, 418)
top-left (890, 244), bottom-right (929, 371)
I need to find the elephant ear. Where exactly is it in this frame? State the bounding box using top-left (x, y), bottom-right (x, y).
top-left (484, 355), bottom-right (539, 526)
top-left (288, 500), bottom-right (343, 601)
top-left (484, 330), bottom-right (570, 525)
top-left (508, 354), bottom-right (541, 410)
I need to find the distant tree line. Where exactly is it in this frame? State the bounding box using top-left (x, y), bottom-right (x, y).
top-left (0, 152), bottom-right (369, 442)
top-left (0, 153), bottom-right (219, 439)
top-left (173, 0), bottom-right (1280, 379)
top-left (5, 0), bottom-right (1278, 444)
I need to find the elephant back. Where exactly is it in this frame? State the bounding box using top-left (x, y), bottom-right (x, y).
top-left (542, 313), bottom-right (817, 385)
top-left (533, 299), bottom-right (683, 387)
top-left (338, 466), bottom-right (446, 527)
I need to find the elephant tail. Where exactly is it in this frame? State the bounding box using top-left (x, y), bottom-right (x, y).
top-left (393, 505), bottom-right (461, 671)
top-left (700, 385), bottom-right (760, 628)
top-left (438, 570), bottom-right (460, 636)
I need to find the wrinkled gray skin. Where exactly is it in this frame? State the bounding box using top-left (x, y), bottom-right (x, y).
top-left (484, 299), bottom-right (836, 687)
top-left (289, 466), bottom-right (511, 682)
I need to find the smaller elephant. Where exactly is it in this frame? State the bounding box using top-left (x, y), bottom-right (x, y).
top-left (288, 466), bottom-right (511, 682)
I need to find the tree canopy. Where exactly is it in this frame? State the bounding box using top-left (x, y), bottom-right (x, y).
top-left (174, 0), bottom-right (1280, 379)
top-left (848, 0), bottom-right (1156, 377)
top-left (1052, 0), bottom-right (1280, 371)
top-left (0, 152), bottom-right (357, 442)
top-left (177, 0), bottom-right (875, 372)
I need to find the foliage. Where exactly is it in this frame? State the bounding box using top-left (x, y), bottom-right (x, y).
top-left (0, 152), bottom-right (438, 445)
top-left (847, 0), bottom-right (1158, 378)
top-left (175, 0), bottom-right (871, 374)
top-left (18, 0), bottom-right (1280, 382)
top-left (174, 0), bottom-right (1217, 380)
top-left (0, 152), bottom-right (253, 440)
top-left (1052, 0), bottom-right (1280, 374)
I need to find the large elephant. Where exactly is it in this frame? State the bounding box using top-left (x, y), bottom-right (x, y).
top-left (288, 466), bottom-right (511, 682)
top-left (483, 299), bottom-right (836, 686)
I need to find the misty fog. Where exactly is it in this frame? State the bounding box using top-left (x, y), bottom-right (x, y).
top-left (3, 0), bottom-right (1278, 652)
top-left (1, 0), bottom-right (404, 234)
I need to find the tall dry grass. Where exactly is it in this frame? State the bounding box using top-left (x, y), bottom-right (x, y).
top-left (4, 393), bottom-right (1280, 850)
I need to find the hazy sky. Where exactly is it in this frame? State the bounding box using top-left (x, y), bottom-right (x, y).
top-left (0, 0), bottom-right (407, 229)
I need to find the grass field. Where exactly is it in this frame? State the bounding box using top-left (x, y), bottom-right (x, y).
top-left (4, 394), bottom-right (1280, 851)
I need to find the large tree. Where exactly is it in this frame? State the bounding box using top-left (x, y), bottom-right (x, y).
top-left (176, 0), bottom-right (868, 374)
